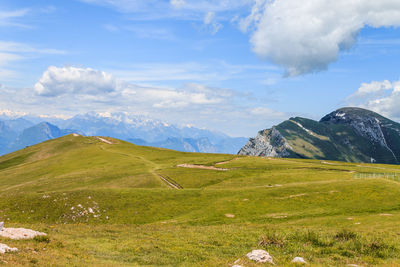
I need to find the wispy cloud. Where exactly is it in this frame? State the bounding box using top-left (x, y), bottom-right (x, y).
top-left (0, 9), bottom-right (30, 28)
top-left (80, 0), bottom-right (252, 22)
top-left (103, 23), bottom-right (176, 40)
top-left (203, 11), bottom-right (223, 35)
top-left (106, 61), bottom-right (279, 84)
top-left (0, 41), bottom-right (66, 80)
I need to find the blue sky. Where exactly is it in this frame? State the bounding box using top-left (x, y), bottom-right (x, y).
top-left (1, 0), bottom-right (400, 136)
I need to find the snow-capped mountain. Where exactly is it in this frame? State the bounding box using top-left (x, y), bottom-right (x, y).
top-left (0, 112), bottom-right (247, 155)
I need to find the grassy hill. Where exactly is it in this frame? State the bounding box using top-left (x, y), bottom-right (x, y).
top-left (1, 134), bottom-right (400, 266)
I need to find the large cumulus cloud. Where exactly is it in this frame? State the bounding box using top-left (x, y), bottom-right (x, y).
top-left (34, 66), bottom-right (118, 96)
top-left (242, 0), bottom-right (400, 76)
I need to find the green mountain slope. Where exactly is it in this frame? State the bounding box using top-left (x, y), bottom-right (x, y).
top-left (2, 134), bottom-right (400, 266)
top-left (239, 107), bottom-right (400, 164)
top-left (0, 134), bottom-right (236, 193)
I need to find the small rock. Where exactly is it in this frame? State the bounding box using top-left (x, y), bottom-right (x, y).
top-left (347, 264), bottom-right (360, 267)
top-left (225, 214), bottom-right (235, 218)
top-left (246, 249), bottom-right (274, 264)
top-left (292, 257), bottom-right (307, 264)
top-left (0, 243), bottom-right (18, 254)
top-left (0, 228), bottom-right (46, 240)
top-left (0, 222), bottom-right (3, 231)
top-left (232, 265), bottom-right (243, 267)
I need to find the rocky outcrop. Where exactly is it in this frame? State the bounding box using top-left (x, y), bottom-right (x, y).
top-left (321, 107), bottom-right (399, 163)
top-left (239, 107), bottom-right (400, 164)
top-left (322, 108), bottom-right (390, 147)
top-left (238, 127), bottom-right (292, 157)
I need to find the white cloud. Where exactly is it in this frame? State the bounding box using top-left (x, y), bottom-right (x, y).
top-left (80, 0), bottom-right (252, 21)
top-left (242, 0), bottom-right (400, 76)
top-left (249, 107), bottom-right (286, 118)
top-left (34, 66), bottom-right (118, 96)
top-left (0, 41), bottom-right (65, 80)
top-left (125, 26), bottom-right (176, 40)
top-left (33, 66), bottom-right (232, 108)
top-left (108, 61), bottom-right (278, 83)
top-left (203, 11), bottom-right (223, 35)
top-left (346, 79), bottom-right (400, 119)
top-left (170, 0), bottom-right (186, 8)
top-left (0, 41), bottom-right (65, 54)
top-left (348, 80), bottom-right (393, 99)
top-left (0, 9), bottom-right (29, 27)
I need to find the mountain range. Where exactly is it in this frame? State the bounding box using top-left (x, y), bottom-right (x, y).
top-left (239, 107), bottom-right (400, 164)
top-left (0, 112), bottom-right (247, 155)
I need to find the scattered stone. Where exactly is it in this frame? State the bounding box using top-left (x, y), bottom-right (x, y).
top-left (0, 243), bottom-right (18, 254)
top-left (225, 214), bottom-right (235, 218)
top-left (347, 264), bottom-right (360, 267)
top-left (0, 222), bottom-right (3, 231)
top-left (354, 222), bottom-right (361, 225)
top-left (246, 249), bottom-right (274, 264)
top-left (232, 265), bottom-right (243, 267)
top-left (0, 227), bottom-right (46, 240)
top-left (380, 213), bottom-right (393, 216)
top-left (233, 259), bottom-right (241, 264)
top-left (291, 257), bottom-right (307, 264)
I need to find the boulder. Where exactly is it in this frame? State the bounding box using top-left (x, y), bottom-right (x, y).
top-left (246, 249), bottom-right (274, 264)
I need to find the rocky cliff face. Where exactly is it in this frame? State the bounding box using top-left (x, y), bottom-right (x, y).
top-left (238, 127), bottom-right (292, 157)
top-left (239, 107), bottom-right (400, 164)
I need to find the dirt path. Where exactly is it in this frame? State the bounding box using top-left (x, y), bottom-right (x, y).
top-left (215, 158), bottom-right (239, 165)
top-left (96, 137), bottom-right (114, 144)
top-left (177, 164), bottom-right (228, 171)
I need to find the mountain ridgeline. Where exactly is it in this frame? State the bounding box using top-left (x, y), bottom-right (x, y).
top-left (239, 107), bottom-right (400, 164)
top-left (0, 112), bottom-right (247, 155)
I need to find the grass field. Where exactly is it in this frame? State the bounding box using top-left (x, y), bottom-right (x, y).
top-left (1, 134), bottom-right (400, 266)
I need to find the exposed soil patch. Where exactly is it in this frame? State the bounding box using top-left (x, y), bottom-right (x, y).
top-left (177, 164), bottom-right (228, 171)
top-left (96, 137), bottom-right (114, 144)
top-left (215, 158), bottom-right (240, 165)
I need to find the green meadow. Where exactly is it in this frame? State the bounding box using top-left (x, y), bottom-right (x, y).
top-left (1, 134), bottom-right (400, 266)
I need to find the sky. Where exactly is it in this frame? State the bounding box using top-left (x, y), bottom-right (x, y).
top-left (1, 0), bottom-right (400, 137)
